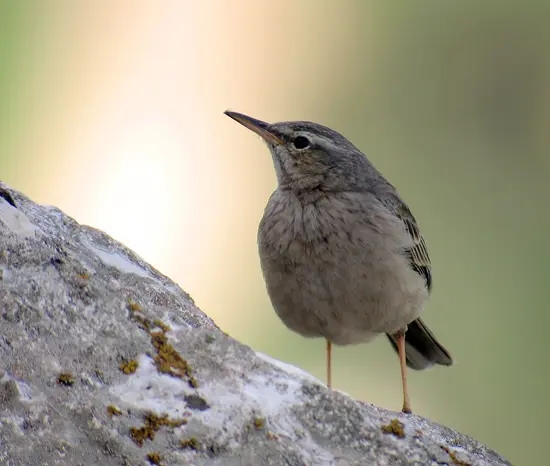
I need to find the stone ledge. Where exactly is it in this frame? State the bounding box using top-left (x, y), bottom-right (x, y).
top-left (0, 182), bottom-right (509, 466)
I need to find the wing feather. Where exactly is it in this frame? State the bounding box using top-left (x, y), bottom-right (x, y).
top-left (379, 193), bottom-right (432, 292)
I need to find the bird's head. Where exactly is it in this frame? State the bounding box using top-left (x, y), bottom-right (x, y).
top-left (225, 111), bottom-right (378, 192)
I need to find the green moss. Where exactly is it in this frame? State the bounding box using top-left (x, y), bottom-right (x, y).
top-left (381, 419), bottom-right (405, 438)
top-left (119, 359), bottom-right (139, 375)
top-left (180, 437), bottom-right (200, 451)
top-left (57, 372), bottom-right (75, 386)
top-left (107, 405), bottom-right (122, 417)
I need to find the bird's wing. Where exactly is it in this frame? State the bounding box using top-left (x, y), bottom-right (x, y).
top-left (379, 193), bottom-right (432, 292)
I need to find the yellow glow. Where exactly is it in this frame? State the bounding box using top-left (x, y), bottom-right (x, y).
top-left (5, 3), bottom-right (550, 464)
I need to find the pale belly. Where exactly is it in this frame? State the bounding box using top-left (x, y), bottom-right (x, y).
top-left (260, 244), bottom-right (426, 345)
top-left (257, 191), bottom-right (428, 345)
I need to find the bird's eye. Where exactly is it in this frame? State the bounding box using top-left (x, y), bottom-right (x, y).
top-left (293, 135), bottom-right (310, 150)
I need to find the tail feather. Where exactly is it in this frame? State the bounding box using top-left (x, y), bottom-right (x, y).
top-left (387, 318), bottom-right (453, 370)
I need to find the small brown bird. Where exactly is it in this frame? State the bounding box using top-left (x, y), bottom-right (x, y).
top-left (225, 110), bottom-right (453, 413)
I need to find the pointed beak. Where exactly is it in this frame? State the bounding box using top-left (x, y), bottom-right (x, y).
top-left (224, 110), bottom-right (283, 145)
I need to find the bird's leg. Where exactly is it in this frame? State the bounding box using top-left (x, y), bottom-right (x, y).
top-left (394, 329), bottom-right (412, 413)
top-left (326, 339), bottom-right (332, 389)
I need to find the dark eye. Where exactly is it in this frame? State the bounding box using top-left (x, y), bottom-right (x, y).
top-left (293, 135), bottom-right (310, 149)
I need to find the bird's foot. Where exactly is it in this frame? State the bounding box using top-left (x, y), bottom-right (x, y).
top-left (401, 403), bottom-right (412, 414)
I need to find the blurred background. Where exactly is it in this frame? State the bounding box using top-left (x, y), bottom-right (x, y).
top-left (1, 1), bottom-right (549, 464)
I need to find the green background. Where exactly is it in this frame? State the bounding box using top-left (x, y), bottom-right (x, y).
top-left (1, 2), bottom-right (549, 465)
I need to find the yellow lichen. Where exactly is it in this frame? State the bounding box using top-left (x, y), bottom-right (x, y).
top-left (266, 431), bottom-right (279, 440)
top-left (381, 419), bottom-right (405, 438)
top-left (146, 452), bottom-right (163, 465)
top-left (107, 405), bottom-right (122, 417)
top-left (128, 300), bottom-right (151, 330)
top-left (152, 319), bottom-right (171, 332)
top-left (119, 359), bottom-right (139, 375)
top-left (130, 412), bottom-right (188, 447)
top-left (128, 299), bottom-right (142, 312)
top-left (127, 304), bottom-right (197, 387)
top-left (151, 331), bottom-right (197, 387)
top-left (188, 375), bottom-right (198, 388)
top-left (440, 446), bottom-right (472, 466)
top-left (57, 372), bottom-right (75, 386)
top-left (145, 412), bottom-right (187, 430)
top-left (180, 437), bottom-right (200, 450)
top-left (130, 425), bottom-right (155, 447)
top-left (254, 417), bottom-right (265, 430)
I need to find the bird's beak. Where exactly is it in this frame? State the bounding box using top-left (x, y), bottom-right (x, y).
top-left (224, 110), bottom-right (283, 145)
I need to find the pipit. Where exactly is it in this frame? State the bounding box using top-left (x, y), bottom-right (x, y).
top-left (225, 110), bottom-right (453, 413)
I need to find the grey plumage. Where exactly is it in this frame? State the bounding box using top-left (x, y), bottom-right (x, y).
top-left (225, 111), bottom-right (452, 411)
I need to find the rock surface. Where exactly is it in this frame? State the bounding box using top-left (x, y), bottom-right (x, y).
top-left (0, 182), bottom-right (509, 466)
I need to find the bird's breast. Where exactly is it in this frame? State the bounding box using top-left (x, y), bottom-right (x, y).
top-left (257, 191), bottom-right (427, 341)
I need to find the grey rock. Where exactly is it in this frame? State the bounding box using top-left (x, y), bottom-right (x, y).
top-left (0, 182), bottom-right (510, 466)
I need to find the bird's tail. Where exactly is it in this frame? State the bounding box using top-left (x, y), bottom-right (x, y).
top-left (386, 318), bottom-right (453, 370)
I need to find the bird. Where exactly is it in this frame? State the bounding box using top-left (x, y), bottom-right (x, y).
top-left (224, 110), bottom-right (453, 413)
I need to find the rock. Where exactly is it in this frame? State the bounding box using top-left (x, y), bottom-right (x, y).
top-left (0, 182), bottom-right (510, 466)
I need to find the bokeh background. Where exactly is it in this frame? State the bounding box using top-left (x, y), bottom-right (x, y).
top-left (1, 2), bottom-right (549, 464)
